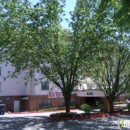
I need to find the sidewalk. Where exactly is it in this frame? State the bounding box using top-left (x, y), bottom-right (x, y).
top-left (7, 108), bottom-right (101, 115)
top-left (7, 109), bottom-right (84, 115)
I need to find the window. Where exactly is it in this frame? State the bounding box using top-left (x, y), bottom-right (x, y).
top-left (41, 70), bottom-right (44, 74)
top-left (62, 99), bottom-right (74, 106)
top-left (114, 96), bottom-right (119, 101)
top-left (39, 100), bottom-right (51, 109)
top-left (41, 81), bottom-right (49, 90)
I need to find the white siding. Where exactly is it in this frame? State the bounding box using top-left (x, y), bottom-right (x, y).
top-left (76, 89), bottom-right (105, 97)
top-left (0, 62), bottom-right (106, 97)
top-left (0, 63), bottom-right (27, 96)
top-left (34, 70), bottom-right (62, 95)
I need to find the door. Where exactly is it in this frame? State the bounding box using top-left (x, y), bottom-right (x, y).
top-left (14, 101), bottom-right (20, 112)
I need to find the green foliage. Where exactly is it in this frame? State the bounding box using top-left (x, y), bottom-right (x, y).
top-left (38, 106), bottom-right (76, 111)
top-left (81, 103), bottom-right (92, 113)
top-left (0, 0), bottom-right (95, 113)
top-left (119, 106), bottom-right (127, 112)
top-left (127, 104), bottom-right (130, 111)
top-left (1, 0), bottom-right (130, 114)
top-left (72, 0), bottom-right (130, 113)
top-left (70, 106), bottom-right (76, 109)
top-left (114, 101), bottom-right (124, 105)
top-left (97, 0), bottom-right (130, 27)
top-left (50, 112), bottom-right (80, 117)
top-left (98, 104), bottom-right (105, 113)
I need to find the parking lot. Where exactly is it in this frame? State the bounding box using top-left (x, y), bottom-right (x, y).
top-left (0, 110), bottom-right (130, 130)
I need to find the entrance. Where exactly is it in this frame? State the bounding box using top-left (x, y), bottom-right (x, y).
top-left (85, 97), bottom-right (103, 107)
top-left (20, 97), bottom-right (29, 112)
top-left (14, 101), bottom-right (20, 112)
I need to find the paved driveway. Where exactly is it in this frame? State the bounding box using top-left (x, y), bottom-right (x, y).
top-left (0, 111), bottom-right (130, 130)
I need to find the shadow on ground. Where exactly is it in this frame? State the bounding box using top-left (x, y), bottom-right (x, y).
top-left (0, 115), bottom-right (130, 130)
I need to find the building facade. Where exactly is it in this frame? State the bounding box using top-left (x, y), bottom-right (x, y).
top-left (0, 63), bottom-right (127, 112)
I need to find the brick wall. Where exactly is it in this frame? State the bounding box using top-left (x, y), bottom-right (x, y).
top-left (76, 97), bottom-right (85, 107)
top-left (0, 96), bottom-right (26, 112)
top-left (28, 94), bottom-right (77, 111)
top-left (119, 95), bottom-right (126, 101)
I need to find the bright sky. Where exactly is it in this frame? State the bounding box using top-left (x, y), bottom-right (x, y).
top-left (30, 0), bottom-right (76, 28)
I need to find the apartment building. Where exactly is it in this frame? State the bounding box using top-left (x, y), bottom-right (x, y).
top-left (0, 63), bottom-right (127, 112)
top-left (0, 62), bottom-right (77, 112)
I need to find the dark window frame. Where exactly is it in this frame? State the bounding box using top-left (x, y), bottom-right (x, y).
top-left (39, 100), bottom-right (51, 109)
top-left (41, 70), bottom-right (44, 74)
top-left (41, 81), bottom-right (49, 90)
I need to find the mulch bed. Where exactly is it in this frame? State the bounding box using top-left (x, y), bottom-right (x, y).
top-left (47, 111), bottom-right (130, 120)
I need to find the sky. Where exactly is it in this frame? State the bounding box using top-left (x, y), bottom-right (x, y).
top-left (30, 0), bottom-right (76, 28)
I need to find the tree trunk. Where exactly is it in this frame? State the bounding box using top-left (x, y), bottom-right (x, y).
top-left (63, 91), bottom-right (71, 113)
top-left (108, 97), bottom-right (114, 112)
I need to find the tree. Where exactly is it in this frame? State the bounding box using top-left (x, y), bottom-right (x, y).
top-left (93, 38), bottom-right (130, 112)
top-left (1, 0), bottom-right (129, 113)
top-left (93, 1), bottom-right (130, 112)
top-left (97, 0), bottom-right (130, 27)
top-left (0, 0), bottom-right (92, 113)
top-left (71, 0), bottom-right (130, 112)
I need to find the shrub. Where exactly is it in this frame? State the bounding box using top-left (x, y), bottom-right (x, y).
top-left (38, 106), bottom-right (76, 111)
top-left (49, 108), bottom-right (53, 111)
top-left (114, 101), bottom-right (124, 105)
top-left (59, 107), bottom-right (64, 110)
top-left (51, 107), bottom-right (58, 110)
top-left (70, 106), bottom-right (76, 109)
top-left (42, 108), bottom-right (48, 111)
top-left (50, 112), bottom-right (80, 117)
top-left (38, 109), bottom-right (42, 111)
top-left (53, 107), bottom-right (57, 110)
top-left (127, 104), bottom-right (130, 111)
top-left (81, 103), bottom-right (92, 113)
top-left (98, 104), bottom-right (105, 112)
top-left (119, 106), bottom-right (127, 112)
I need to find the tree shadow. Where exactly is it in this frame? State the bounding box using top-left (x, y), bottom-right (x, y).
top-left (0, 115), bottom-right (130, 130)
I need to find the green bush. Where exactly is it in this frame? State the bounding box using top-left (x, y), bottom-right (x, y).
top-left (123, 106), bottom-right (127, 110)
top-left (55, 107), bottom-right (60, 110)
top-left (114, 101), bottom-right (124, 105)
top-left (127, 104), bottom-right (130, 111)
top-left (52, 108), bottom-right (56, 110)
top-left (60, 107), bottom-right (65, 110)
top-left (50, 112), bottom-right (80, 117)
top-left (42, 108), bottom-right (48, 111)
top-left (81, 103), bottom-right (92, 113)
top-left (38, 109), bottom-right (42, 111)
top-left (48, 108), bottom-right (52, 111)
top-left (70, 106), bottom-right (75, 109)
top-left (98, 104), bottom-right (105, 112)
top-left (119, 106), bottom-right (127, 112)
top-left (38, 106), bottom-right (76, 111)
